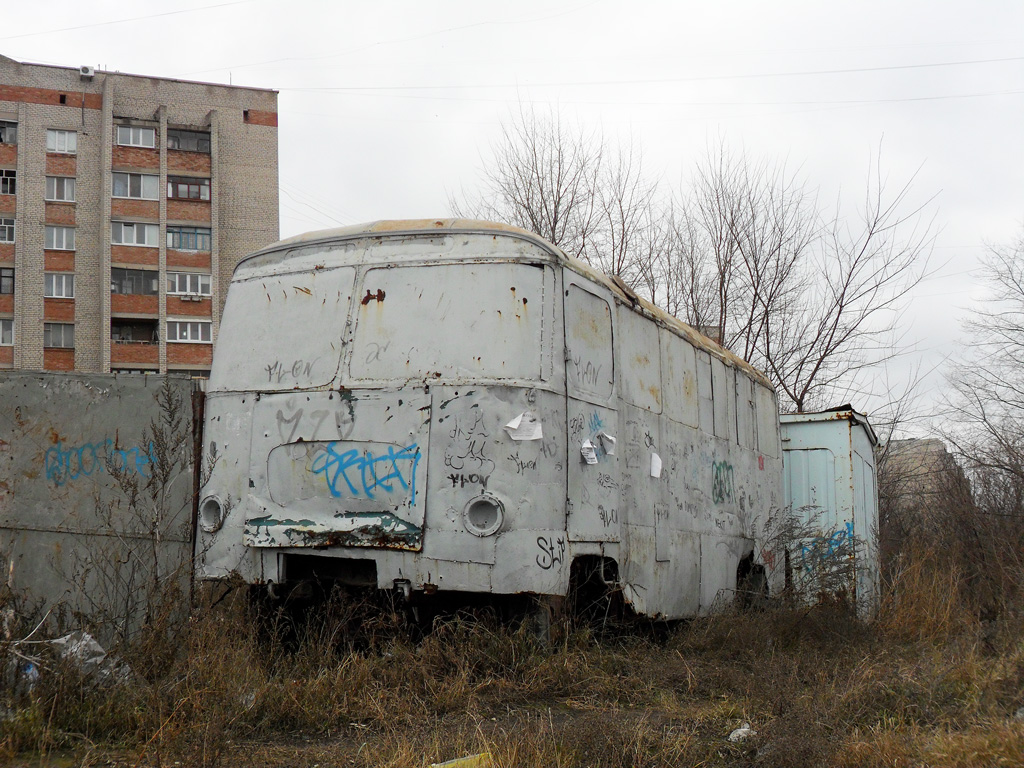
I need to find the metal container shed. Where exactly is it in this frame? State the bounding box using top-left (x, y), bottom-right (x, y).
top-left (779, 407), bottom-right (880, 615)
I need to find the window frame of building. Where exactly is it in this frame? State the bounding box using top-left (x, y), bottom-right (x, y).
top-left (116, 125), bottom-right (156, 148)
top-left (44, 272), bottom-right (75, 299)
top-left (111, 221), bottom-right (158, 247)
top-left (166, 129), bottom-right (211, 153)
top-left (167, 272), bottom-right (212, 296)
top-left (166, 226), bottom-right (212, 252)
top-left (166, 320), bottom-right (212, 343)
top-left (45, 176), bottom-right (75, 202)
top-left (112, 172), bottom-right (159, 200)
top-left (0, 219), bottom-right (14, 243)
top-left (110, 267), bottom-right (160, 296)
top-left (46, 129), bottom-right (77, 154)
top-left (0, 268), bottom-right (13, 295)
top-left (111, 320), bottom-right (159, 343)
top-left (0, 121), bottom-right (16, 145)
top-left (166, 176), bottom-right (210, 201)
top-left (0, 169), bottom-right (15, 196)
top-left (43, 322), bottom-right (74, 349)
top-left (44, 225), bottom-right (75, 251)
top-left (0, 319), bottom-right (12, 345)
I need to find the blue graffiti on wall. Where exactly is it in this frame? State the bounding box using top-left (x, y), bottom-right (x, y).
top-left (801, 521), bottom-right (855, 573)
top-left (45, 439), bottom-right (156, 487)
top-left (311, 443), bottom-right (421, 504)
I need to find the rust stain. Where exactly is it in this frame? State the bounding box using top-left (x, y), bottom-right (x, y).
top-left (361, 288), bottom-right (386, 305)
top-left (293, 285), bottom-right (312, 296)
top-left (49, 428), bottom-right (60, 444)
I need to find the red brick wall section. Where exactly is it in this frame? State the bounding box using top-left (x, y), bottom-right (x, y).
top-left (167, 297), bottom-right (212, 317)
top-left (111, 199), bottom-right (159, 220)
top-left (46, 155), bottom-right (77, 175)
top-left (110, 342), bottom-right (159, 366)
top-left (167, 199), bottom-right (211, 223)
top-left (0, 244), bottom-right (13, 262)
top-left (44, 203), bottom-right (75, 226)
top-left (167, 152), bottom-right (211, 175)
top-left (43, 299), bottom-right (75, 322)
top-left (0, 196), bottom-right (14, 215)
top-left (0, 346), bottom-right (12, 366)
top-left (0, 145), bottom-right (15, 165)
top-left (44, 250), bottom-right (75, 271)
top-left (112, 146), bottom-right (159, 169)
top-left (0, 295), bottom-right (12, 313)
top-left (111, 246), bottom-right (159, 266)
top-left (167, 343), bottom-right (212, 366)
top-left (111, 294), bottom-right (159, 315)
top-left (243, 109), bottom-right (278, 127)
top-left (43, 348), bottom-right (75, 371)
top-left (166, 250), bottom-right (211, 269)
top-left (0, 85), bottom-right (101, 110)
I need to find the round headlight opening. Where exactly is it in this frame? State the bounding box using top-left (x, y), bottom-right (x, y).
top-left (464, 494), bottom-right (504, 537)
top-left (199, 495), bottom-right (225, 533)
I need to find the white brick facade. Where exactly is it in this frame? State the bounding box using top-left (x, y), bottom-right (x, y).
top-left (0, 55), bottom-right (279, 374)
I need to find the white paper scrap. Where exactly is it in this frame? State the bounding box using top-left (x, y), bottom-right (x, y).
top-left (597, 431), bottom-right (617, 456)
top-left (504, 411), bottom-right (543, 441)
top-left (650, 452), bottom-right (662, 478)
top-left (581, 440), bottom-right (599, 465)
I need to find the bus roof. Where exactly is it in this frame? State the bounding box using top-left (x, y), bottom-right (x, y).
top-left (246, 219), bottom-right (775, 390)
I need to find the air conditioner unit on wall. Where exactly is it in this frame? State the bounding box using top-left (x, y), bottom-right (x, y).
top-left (80, 65), bottom-right (95, 80)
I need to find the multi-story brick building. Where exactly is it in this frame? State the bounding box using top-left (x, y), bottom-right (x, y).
top-left (0, 55), bottom-right (279, 375)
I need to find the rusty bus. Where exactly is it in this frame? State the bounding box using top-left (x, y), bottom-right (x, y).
top-left (195, 220), bottom-right (783, 621)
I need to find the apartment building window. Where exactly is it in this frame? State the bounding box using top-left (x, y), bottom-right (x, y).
top-left (46, 129), bottom-right (77, 154)
top-left (45, 176), bottom-right (75, 202)
top-left (111, 221), bottom-right (158, 247)
top-left (0, 219), bottom-right (13, 243)
top-left (167, 226), bottom-right (211, 251)
top-left (0, 268), bottom-right (12, 294)
top-left (112, 320), bottom-right (158, 343)
top-left (0, 121), bottom-right (16, 145)
top-left (111, 267), bottom-right (159, 295)
top-left (166, 129), bottom-right (210, 153)
top-left (167, 176), bottom-right (210, 201)
top-left (45, 226), bottom-right (75, 250)
top-left (167, 321), bottom-right (211, 343)
top-left (112, 172), bottom-right (159, 200)
top-left (0, 319), bottom-right (11, 345)
top-left (44, 273), bottom-right (75, 299)
top-left (44, 322), bottom-right (74, 348)
top-left (116, 125), bottom-right (155, 148)
top-left (167, 272), bottom-right (211, 296)
top-left (0, 170), bottom-right (15, 196)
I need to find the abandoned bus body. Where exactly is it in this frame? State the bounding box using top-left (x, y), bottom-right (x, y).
top-left (196, 220), bottom-right (782, 619)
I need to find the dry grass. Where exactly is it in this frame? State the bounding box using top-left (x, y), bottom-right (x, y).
top-left (2, 538), bottom-right (1023, 768)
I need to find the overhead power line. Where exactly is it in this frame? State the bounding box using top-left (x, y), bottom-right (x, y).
top-left (0, 0), bottom-right (258, 41)
top-left (284, 55), bottom-right (1024, 93)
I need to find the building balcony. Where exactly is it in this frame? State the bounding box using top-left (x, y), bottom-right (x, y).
top-left (111, 293), bottom-right (158, 315)
top-left (110, 339), bottom-right (159, 367)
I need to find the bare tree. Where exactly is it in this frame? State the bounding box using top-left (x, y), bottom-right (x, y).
top-left (587, 139), bottom-right (660, 285)
top-left (670, 143), bottom-right (933, 412)
top-left (449, 105), bottom-right (602, 262)
top-left (947, 230), bottom-right (1024, 484)
top-left (456, 110), bottom-right (934, 414)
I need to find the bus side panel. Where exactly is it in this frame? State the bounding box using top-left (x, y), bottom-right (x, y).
top-left (426, 385), bottom-right (568, 595)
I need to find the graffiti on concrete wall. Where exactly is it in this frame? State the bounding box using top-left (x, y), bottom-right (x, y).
top-left (45, 439), bottom-right (157, 487)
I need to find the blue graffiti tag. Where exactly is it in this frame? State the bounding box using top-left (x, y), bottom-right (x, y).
top-left (310, 443), bottom-right (421, 505)
top-left (588, 411), bottom-right (605, 434)
top-left (800, 521), bottom-right (855, 573)
top-left (44, 439), bottom-right (156, 487)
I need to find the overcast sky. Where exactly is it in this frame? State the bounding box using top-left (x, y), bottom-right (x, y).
top-left (4, 0), bottom-right (1023, 428)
